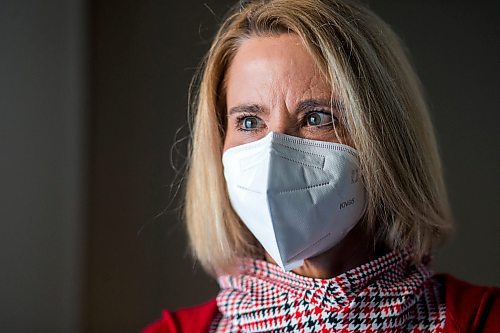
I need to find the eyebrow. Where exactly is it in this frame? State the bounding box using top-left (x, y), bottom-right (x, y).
top-left (228, 104), bottom-right (265, 116)
top-left (227, 98), bottom-right (343, 116)
top-left (295, 98), bottom-right (343, 114)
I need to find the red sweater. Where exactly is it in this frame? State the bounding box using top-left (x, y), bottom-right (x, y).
top-left (143, 274), bottom-right (499, 332)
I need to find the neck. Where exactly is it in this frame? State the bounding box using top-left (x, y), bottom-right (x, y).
top-left (265, 223), bottom-right (386, 279)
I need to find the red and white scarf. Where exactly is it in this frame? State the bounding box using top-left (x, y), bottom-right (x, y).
top-left (212, 251), bottom-right (446, 332)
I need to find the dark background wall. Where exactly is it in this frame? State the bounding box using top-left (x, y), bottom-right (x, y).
top-left (0, 0), bottom-right (85, 332)
top-left (0, 1), bottom-right (498, 332)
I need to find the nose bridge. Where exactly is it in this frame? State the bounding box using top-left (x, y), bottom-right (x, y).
top-left (267, 101), bottom-right (296, 136)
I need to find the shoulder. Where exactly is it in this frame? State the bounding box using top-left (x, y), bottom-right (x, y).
top-left (142, 298), bottom-right (219, 333)
top-left (433, 273), bottom-right (500, 332)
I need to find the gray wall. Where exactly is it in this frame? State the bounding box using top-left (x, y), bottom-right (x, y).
top-left (0, 0), bottom-right (498, 332)
top-left (0, 0), bottom-right (86, 332)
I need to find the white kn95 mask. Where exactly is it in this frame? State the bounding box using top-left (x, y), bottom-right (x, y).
top-left (222, 132), bottom-right (367, 271)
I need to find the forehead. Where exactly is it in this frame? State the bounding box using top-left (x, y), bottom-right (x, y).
top-left (225, 34), bottom-right (332, 110)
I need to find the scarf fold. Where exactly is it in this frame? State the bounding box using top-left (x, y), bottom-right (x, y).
top-left (213, 251), bottom-right (446, 332)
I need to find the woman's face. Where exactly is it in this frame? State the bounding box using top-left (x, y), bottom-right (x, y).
top-left (223, 33), bottom-right (349, 151)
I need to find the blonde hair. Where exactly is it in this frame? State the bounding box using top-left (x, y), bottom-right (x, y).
top-left (185, 0), bottom-right (452, 274)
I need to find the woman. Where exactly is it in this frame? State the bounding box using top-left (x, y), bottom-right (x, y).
top-left (144, 0), bottom-right (499, 332)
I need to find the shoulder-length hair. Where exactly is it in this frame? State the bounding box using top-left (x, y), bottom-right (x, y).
top-left (184, 0), bottom-right (452, 275)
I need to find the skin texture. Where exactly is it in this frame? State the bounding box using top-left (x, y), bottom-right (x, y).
top-left (223, 34), bottom-right (380, 279)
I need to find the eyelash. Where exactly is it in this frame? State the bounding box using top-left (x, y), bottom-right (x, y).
top-left (234, 110), bottom-right (337, 132)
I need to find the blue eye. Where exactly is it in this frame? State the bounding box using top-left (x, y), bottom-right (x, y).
top-left (238, 116), bottom-right (263, 131)
top-left (306, 111), bottom-right (333, 127)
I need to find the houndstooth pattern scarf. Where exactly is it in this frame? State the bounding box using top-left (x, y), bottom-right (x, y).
top-left (212, 251), bottom-right (446, 332)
